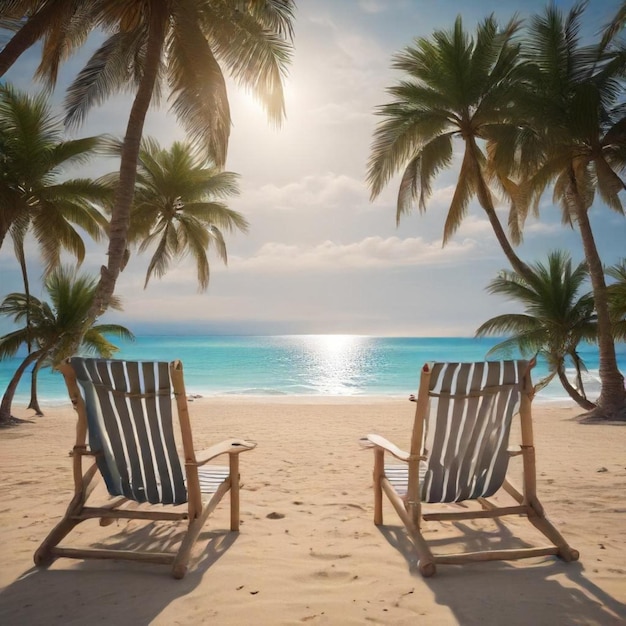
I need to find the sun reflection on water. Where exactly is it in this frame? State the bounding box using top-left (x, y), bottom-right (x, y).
top-left (294, 335), bottom-right (372, 395)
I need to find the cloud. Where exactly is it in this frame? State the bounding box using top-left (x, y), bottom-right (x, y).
top-left (242, 172), bottom-right (367, 212)
top-left (358, 0), bottom-right (388, 14)
top-left (231, 235), bottom-right (478, 272)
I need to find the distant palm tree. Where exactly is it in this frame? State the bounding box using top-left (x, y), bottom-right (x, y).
top-left (103, 138), bottom-right (248, 290)
top-left (367, 15), bottom-right (534, 282)
top-left (0, 266), bottom-right (133, 424)
top-left (503, 4), bottom-right (626, 419)
top-left (475, 251), bottom-right (597, 410)
top-left (0, 84), bottom-right (109, 261)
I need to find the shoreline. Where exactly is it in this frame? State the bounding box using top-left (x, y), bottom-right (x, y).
top-left (8, 392), bottom-right (581, 410)
top-left (1, 398), bottom-right (624, 625)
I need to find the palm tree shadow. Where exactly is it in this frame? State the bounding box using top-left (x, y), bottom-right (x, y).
top-left (0, 521), bottom-right (238, 625)
top-left (379, 519), bottom-right (626, 625)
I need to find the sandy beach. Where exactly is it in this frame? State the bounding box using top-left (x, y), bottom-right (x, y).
top-left (0, 397), bottom-right (624, 625)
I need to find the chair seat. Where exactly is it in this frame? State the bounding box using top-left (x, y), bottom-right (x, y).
top-left (384, 463), bottom-right (427, 497)
top-left (197, 465), bottom-right (229, 495)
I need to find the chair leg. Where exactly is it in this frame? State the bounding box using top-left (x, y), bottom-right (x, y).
top-left (409, 525), bottom-right (437, 577)
top-left (527, 501), bottom-right (579, 562)
top-left (171, 480), bottom-right (232, 579)
top-left (34, 463), bottom-right (102, 566)
top-left (171, 515), bottom-right (206, 579)
top-left (34, 504), bottom-right (82, 566)
top-left (381, 477), bottom-right (436, 576)
top-left (373, 449), bottom-right (384, 525)
top-left (230, 455), bottom-right (240, 531)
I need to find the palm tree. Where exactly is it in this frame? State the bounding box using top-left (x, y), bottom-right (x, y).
top-left (0, 265), bottom-right (134, 425)
top-left (53, 1), bottom-right (295, 335)
top-left (507, 3), bottom-right (626, 419)
top-left (475, 251), bottom-right (597, 410)
top-left (0, 84), bottom-right (110, 268)
top-left (0, 82), bottom-right (111, 374)
top-left (111, 138), bottom-right (248, 290)
top-left (367, 15), bottom-right (535, 283)
top-left (0, 1), bottom-right (95, 82)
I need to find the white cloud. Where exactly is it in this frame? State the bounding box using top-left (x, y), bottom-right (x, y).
top-left (231, 235), bottom-right (478, 272)
top-left (358, 0), bottom-right (388, 14)
top-left (524, 221), bottom-right (563, 235)
top-left (242, 172), bottom-right (367, 213)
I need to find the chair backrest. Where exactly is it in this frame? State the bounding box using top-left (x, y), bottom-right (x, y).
top-left (415, 360), bottom-right (530, 504)
top-left (66, 358), bottom-right (188, 505)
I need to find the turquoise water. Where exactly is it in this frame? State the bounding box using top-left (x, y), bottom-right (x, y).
top-left (2, 335), bottom-right (624, 404)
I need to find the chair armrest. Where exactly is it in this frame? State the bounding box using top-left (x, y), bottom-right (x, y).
top-left (193, 438), bottom-right (257, 466)
top-left (359, 434), bottom-right (411, 462)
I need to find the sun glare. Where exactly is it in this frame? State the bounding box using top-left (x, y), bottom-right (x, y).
top-left (313, 334), bottom-right (361, 354)
top-left (235, 80), bottom-right (298, 118)
top-left (294, 335), bottom-right (369, 395)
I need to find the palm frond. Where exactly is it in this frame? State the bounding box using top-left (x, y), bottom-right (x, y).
top-left (201, 2), bottom-right (293, 128)
top-left (64, 30), bottom-right (145, 129)
top-left (396, 132), bottom-right (454, 221)
top-left (442, 144), bottom-right (475, 243)
top-left (594, 154), bottom-right (625, 213)
top-left (167, 10), bottom-right (231, 165)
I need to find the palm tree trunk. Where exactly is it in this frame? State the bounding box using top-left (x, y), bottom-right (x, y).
top-left (569, 170), bottom-right (626, 420)
top-left (83, 3), bottom-right (168, 334)
top-left (0, 218), bottom-right (9, 251)
top-left (570, 351), bottom-right (588, 400)
top-left (0, 2), bottom-right (60, 78)
top-left (27, 355), bottom-right (46, 416)
top-left (556, 365), bottom-right (596, 411)
top-left (15, 240), bottom-right (32, 352)
top-left (469, 139), bottom-right (537, 284)
top-left (0, 349), bottom-right (43, 424)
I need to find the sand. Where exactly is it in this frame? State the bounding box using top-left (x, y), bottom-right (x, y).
top-left (0, 397), bottom-right (624, 625)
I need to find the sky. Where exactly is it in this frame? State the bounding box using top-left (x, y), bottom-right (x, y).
top-left (1, 0), bottom-right (625, 337)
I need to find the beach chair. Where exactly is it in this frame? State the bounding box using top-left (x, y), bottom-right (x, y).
top-left (34, 357), bottom-right (256, 579)
top-left (361, 360), bottom-right (579, 577)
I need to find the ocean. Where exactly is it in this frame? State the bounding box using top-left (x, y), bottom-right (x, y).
top-left (2, 335), bottom-right (624, 405)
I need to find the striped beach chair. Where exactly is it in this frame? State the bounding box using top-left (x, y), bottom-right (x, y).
top-left (34, 358), bottom-right (256, 579)
top-left (361, 360), bottom-right (579, 577)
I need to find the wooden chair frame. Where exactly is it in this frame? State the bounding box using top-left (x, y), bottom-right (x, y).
top-left (362, 361), bottom-right (579, 577)
top-left (34, 359), bottom-right (256, 579)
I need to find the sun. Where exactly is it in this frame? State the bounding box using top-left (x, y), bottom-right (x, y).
top-left (233, 80), bottom-right (298, 119)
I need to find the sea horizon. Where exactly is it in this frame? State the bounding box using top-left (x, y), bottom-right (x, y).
top-left (3, 334), bottom-right (624, 407)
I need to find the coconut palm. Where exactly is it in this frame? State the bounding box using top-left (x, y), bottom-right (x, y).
top-left (475, 250), bottom-right (597, 410)
top-left (108, 137), bottom-right (248, 290)
top-left (506, 3), bottom-right (626, 419)
top-left (0, 84), bottom-right (110, 268)
top-left (367, 15), bottom-right (535, 283)
top-left (52, 1), bottom-right (295, 333)
top-left (0, 1), bottom-right (95, 82)
top-left (0, 265), bottom-right (134, 425)
top-left (0, 82), bottom-right (111, 369)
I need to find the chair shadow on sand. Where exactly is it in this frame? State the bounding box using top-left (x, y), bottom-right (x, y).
top-left (0, 521), bottom-right (238, 625)
top-left (380, 518), bottom-right (626, 626)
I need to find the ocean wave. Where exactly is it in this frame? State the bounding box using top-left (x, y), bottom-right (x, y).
top-left (220, 388), bottom-right (288, 396)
